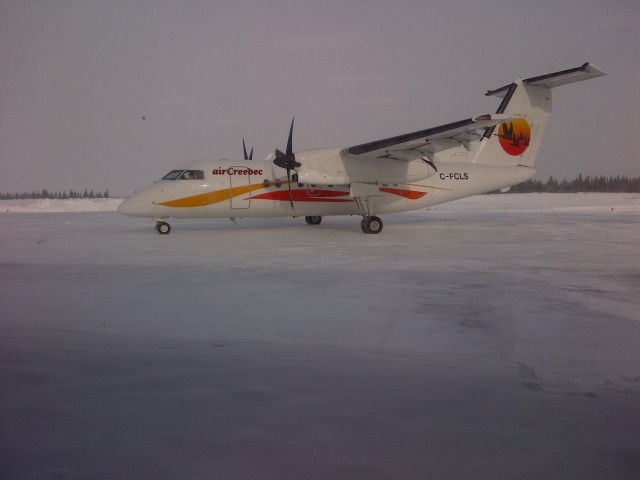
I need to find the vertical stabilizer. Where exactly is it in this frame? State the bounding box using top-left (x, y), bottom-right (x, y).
top-left (474, 63), bottom-right (605, 167)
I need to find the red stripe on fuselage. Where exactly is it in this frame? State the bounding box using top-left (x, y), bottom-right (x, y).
top-left (252, 189), bottom-right (353, 202)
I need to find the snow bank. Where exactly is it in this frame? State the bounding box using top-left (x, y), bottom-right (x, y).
top-left (0, 198), bottom-right (123, 213)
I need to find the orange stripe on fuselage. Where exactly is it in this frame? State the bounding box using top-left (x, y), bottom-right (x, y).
top-left (379, 187), bottom-right (426, 200)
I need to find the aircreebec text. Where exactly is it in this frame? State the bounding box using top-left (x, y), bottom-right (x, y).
top-left (212, 167), bottom-right (263, 176)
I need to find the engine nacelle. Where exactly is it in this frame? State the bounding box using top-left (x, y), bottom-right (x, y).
top-left (295, 148), bottom-right (437, 185)
top-left (295, 148), bottom-right (349, 185)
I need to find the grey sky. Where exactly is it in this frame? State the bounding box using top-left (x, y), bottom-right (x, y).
top-left (1, 0), bottom-right (638, 195)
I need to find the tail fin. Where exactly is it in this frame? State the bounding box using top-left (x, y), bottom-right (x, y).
top-left (474, 62), bottom-right (605, 167)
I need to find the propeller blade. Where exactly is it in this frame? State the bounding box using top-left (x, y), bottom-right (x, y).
top-left (249, 147), bottom-right (253, 160)
top-left (275, 148), bottom-right (285, 158)
top-left (286, 168), bottom-right (294, 209)
top-left (286, 117), bottom-right (294, 156)
top-left (243, 139), bottom-right (249, 160)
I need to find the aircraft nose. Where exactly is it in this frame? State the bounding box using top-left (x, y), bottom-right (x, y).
top-left (117, 191), bottom-right (159, 217)
top-left (117, 197), bottom-right (135, 215)
top-left (117, 195), bottom-right (151, 216)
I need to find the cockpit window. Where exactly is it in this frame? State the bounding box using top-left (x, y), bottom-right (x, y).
top-left (179, 170), bottom-right (204, 180)
top-left (162, 170), bottom-right (184, 180)
top-left (161, 169), bottom-right (204, 180)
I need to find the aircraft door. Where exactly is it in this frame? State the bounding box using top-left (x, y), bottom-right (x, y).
top-left (229, 168), bottom-right (251, 209)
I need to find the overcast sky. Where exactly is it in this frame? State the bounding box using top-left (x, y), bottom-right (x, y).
top-left (1, 0), bottom-right (638, 195)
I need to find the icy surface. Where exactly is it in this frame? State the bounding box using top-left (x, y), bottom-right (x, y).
top-left (1, 194), bottom-right (639, 479)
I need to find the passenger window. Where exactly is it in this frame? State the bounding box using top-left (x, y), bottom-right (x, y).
top-left (275, 180), bottom-right (282, 188)
top-left (263, 179), bottom-right (271, 188)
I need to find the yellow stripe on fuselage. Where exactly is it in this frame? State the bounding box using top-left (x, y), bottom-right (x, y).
top-left (159, 182), bottom-right (269, 208)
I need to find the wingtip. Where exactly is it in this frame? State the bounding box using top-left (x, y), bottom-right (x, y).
top-left (583, 62), bottom-right (607, 77)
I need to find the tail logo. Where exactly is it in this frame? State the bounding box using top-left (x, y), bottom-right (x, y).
top-left (497, 118), bottom-right (531, 156)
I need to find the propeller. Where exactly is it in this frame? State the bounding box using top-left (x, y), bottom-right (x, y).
top-left (242, 138), bottom-right (253, 160)
top-left (273, 118), bottom-right (300, 209)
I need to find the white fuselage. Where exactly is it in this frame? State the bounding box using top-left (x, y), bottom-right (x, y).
top-left (117, 158), bottom-right (534, 219)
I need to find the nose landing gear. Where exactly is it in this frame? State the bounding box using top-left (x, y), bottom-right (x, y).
top-left (155, 220), bottom-right (171, 235)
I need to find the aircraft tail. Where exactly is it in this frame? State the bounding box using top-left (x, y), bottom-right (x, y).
top-left (473, 62), bottom-right (605, 167)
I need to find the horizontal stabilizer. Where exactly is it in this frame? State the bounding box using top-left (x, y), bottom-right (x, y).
top-left (486, 62), bottom-right (606, 97)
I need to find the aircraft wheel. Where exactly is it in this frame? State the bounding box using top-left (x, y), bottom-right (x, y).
top-left (156, 221), bottom-right (171, 235)
top-left (364, 216), bottom-right (383, 234)
top-left (305, 216), bottom-right (322, 225)
top-left (360, 218), bottom-right (368, 233)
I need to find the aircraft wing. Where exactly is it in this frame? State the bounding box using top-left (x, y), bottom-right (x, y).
top-left (343, 114), bottom-right (510, 162)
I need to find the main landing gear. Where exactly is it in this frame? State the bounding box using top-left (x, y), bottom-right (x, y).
top-left (352, 193), bottom-right (383, 234)
top-left (305, 216), bottom-right (322, 225)
top-left (360, 216), bottom-right (383, 234)
top-left (155, 220), bottom-right (171, 235)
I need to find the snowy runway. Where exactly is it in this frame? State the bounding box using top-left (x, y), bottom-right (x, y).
top-left (1, 194), bottom-right (639, 479)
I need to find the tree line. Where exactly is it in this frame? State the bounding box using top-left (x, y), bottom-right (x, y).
top-left (499, 175), bottom-right (640, 193)
top-left (0, 189), bottom-right (110, 200)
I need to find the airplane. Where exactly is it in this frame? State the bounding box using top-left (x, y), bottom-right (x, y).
top-left (118, 63), bottom-right (605, 234)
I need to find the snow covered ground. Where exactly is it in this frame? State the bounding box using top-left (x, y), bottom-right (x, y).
top-left (1, 194), bottom-right (639, 479)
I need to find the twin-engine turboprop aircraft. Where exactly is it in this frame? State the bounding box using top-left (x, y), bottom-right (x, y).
top-left (118, 63), bottom-right (605, 234)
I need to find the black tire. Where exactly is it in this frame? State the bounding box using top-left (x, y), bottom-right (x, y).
top-left (305, 216), bottom-right (322, 225)
top-left (364, 216), bottom-right (383, 234)
top-left (360, 218), bottom-right (368, 233)
top-left (156, 221), bottom-right (171, 235)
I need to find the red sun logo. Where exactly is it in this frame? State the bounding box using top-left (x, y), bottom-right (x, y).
top-left (497, 118), bottom-right (531, 156)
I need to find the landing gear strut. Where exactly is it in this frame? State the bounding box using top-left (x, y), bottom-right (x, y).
top-left (350, 186), bottom-right (384, 234)
top-left (305, 216), bottom-right (322, 225)
top-left (155, 221), bottom-right (171, 235)
top-left (361, 216), bottom-right (383, 234)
